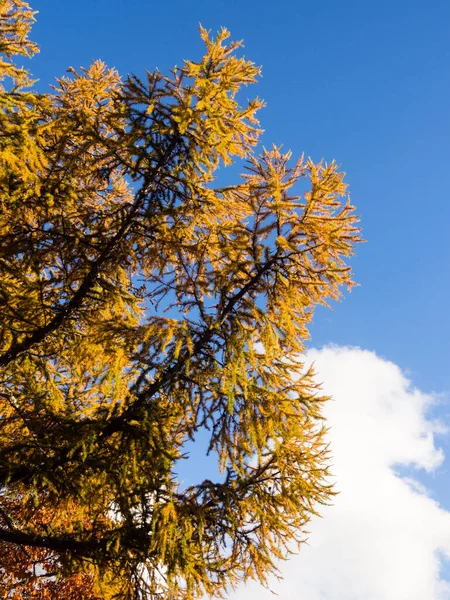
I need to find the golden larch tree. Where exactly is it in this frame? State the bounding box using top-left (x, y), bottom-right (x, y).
top-left (0, 1), bottom-right (361, 598)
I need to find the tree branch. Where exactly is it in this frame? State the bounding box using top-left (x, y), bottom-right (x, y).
top-left (0, 135), bottom-right (180, 368)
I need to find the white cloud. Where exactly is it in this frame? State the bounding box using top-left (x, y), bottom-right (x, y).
top-left (229, 346), bottom-right (450, 600)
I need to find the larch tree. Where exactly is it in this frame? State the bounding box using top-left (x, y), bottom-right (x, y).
top-left (0, 1), bottom-right (361, 598)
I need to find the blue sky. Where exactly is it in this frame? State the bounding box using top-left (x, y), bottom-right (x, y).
top-left (31, 1), bottom-right (450, 596)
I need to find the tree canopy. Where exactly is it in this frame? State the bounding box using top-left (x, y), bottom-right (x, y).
top-left (0, 1), bottom-right (361, 598)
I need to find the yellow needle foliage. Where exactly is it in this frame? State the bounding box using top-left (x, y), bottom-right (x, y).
top-left (0, 2), bottom-right (361, 598)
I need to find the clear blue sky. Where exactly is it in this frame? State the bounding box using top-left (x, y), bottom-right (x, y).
top-left (30, 1), bottom-right (450, 593)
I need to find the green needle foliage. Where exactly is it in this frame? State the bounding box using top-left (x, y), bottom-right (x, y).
top-left (0, 2), bottom-right (361, 598)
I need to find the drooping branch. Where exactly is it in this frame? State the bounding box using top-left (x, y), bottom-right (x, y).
top-left (0, 251), bottom-right (281, 488)
top-left (0, 134), bottom-right (181, 368)
top-left (101, 252), bottom-right (280, 436)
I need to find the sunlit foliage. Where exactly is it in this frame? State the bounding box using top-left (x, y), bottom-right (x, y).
top-left (0, 2), bottom-right (361, 598)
